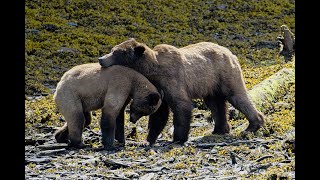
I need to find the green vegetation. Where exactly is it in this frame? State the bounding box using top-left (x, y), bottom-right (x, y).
top-left (25, 0), bottom-right (294, 95)
top-left (25, 0), bottom-right (295, 179)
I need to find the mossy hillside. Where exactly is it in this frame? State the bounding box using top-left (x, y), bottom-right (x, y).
top-left (25, 0), bottom-right (294, 95)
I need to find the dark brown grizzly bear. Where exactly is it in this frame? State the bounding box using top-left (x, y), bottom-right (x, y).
top-left (53, 63), bottom-right (162, 150)
top-left (98, 38), bottom-right (265, 145)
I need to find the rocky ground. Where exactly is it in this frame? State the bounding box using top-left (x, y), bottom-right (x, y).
top-left (25, 79), bottom-right (295, 179)
top-left (25, 0), bottom-right (295, 179)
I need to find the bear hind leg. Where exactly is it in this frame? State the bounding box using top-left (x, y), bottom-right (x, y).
top-left (170, 100), bottom-right (192, 144)
top-left (54, 123), bottom-right (69, 143)
top-left (227, 93), bottom-right (264, 132)
top-left (65, 111), bottom-right (86, 148)
top-left (204, 96), bottom-right (230, 135)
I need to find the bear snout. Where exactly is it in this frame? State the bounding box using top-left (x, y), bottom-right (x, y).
top-left (98, 53), bottom-right (114, 67)
top-left (98, 58), bottom-right (105, 66)
top-left (130, 113), bottom-right (141, 124)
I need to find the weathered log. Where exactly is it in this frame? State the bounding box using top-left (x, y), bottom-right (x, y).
top-left (101, 157), bottom-right (131, 169)
top-left (196, 138), bottom-right (279, 148)
top-left (229, 67), bottom-right (295, 119)
top-left (37, 143), bottom-right (69, 150)
top-left (37, 148), bottom-right (67, 156)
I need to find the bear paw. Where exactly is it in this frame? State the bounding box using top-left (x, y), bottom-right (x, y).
top-left (245, 122), bottom-right (262, 132)
top-left (212, 124), bottom-right (230, 135)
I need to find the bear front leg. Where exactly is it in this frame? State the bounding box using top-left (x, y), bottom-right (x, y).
top-left (171, 99), bottom-right (192, 144)
top-left (100, 111), bottom-right (117, 151)
top-left (147, 101), bottom-right (169, 146)
top-left (115, 106), bottom-right (125, 146)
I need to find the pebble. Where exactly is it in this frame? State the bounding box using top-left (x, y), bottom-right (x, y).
top-left (139, 173), bottom-right (155, 180)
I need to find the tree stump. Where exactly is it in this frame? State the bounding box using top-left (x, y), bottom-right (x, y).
top-left (277, 25), bottom-right (295, 61)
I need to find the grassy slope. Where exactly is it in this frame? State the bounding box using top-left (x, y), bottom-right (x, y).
top-left (25, 0), bottom-right (295, 179)
top-left (25, 0), bottom-right (294, 95)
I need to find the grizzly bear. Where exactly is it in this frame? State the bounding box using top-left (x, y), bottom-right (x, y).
top-left (53, 63), bottom-right (162, 150)
top-left (98, 38), bottom-right (265, 145)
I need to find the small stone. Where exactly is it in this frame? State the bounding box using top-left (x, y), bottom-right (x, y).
top-left (149, 149), bottom-right (157, 155)
top-left (194, 113), bottom-right (204, 119)
top-left (25, 29), bottom-right (40, 34)
top-left (25, 157), bottom-right (52, 164)
top-left (43, 24), bottom-right (58, 32)
top-left (168, 157), bottom-right (175, 163)
top-left (80, 158), bottom-right (99, 165)
top-left (139, 173), bottom-right (155, 180)
top-left (217, 4), bottom-right (227, 10)
top-left (125, 171), bottom-right (139, 178)
top-left (168, 126), bottom-right (174, 135)
top-left (57, 47), bottom-right (79, 54)
top-left (137, 126), bottom-right (145, 133)
top-left (210, 148), bottom-right (218, 154)
top-left (190, 122), bottom-right (206, 127)
top-left (67, 22), bottom-right (78, 27)
top-left (44, 174), bottom-right (59, 179)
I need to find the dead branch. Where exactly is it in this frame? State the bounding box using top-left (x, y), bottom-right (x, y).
top-left (195, 139), bottom-right (279, 148)
top-left (255, 155), bottom-right (274, 162)
top-left (37, 143), bottom-right (69, 150)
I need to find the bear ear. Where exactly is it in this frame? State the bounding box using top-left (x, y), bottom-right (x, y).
top-left (134, 45), bottom-right (145, 57)
top-left (147, 93), bottom-right (160, 106)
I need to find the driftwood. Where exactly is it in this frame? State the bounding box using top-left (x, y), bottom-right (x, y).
top-left (101, 157), bottom-right (131, 169)
top-left (255, 155), bottom-right (274, 162)
top-left (25, 157), bottom-right (52, 164)
top-left (37, 148), bottom-right (67, 156)
top-left (196, 139), bottom-right (279, 148)
top-left (37, 143), bottom-right (69, 150)
top-left (229, 67), bottom-right (294, 119)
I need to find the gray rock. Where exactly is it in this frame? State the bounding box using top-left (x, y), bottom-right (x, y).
top-left (67, 22), bottom-right (78, 27)
top-left (25, 157), bottom-right (52, 164)
top-left (217, 4), bottom-right (227, 10)
top-left (57, 47), bottom-right (79, 54)
top-left (125, 171), bottom-right (139, 178)
top-left (191, 122), bottom-right (207, 127)
top-left (139, 173), bottom-right (155, 180)
top-left (42, 24), bottom-right (58, 32)
top-left (25, 29), bottom-right (40, 34)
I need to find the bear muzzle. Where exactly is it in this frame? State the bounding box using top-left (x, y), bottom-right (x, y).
top-left (98, 53), bottom-right (113, 67)
top-left (130, 113), bottom-right (142, 124)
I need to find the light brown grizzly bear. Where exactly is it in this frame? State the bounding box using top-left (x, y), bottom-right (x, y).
top-left (98, 38), bottom-right (265, 146)
top-left (53, 63), bottom-right (162, 150)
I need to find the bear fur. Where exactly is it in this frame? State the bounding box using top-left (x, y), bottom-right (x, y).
top-left (98, 38), bottom-right (265, 145)
top-left (53, 63), bottom-right (162, 149)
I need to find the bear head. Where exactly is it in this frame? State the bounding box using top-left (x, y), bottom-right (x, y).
top-left (129, 92), bottom-right (162, 123)
top-left (98, 38), bottom-right (152, 69)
